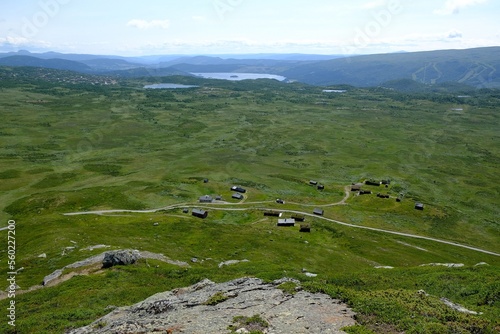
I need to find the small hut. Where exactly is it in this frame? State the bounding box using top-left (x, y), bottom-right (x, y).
top-left (313, 208), bottom-right (324, 216)
top-left (299, 224), bottom-right (311, 232)
top-left (291, 214), bottom-right (305, 222)
top-left (192, 209), bottom-right (208, 219)
top-left (277, 218), bottom-right (295, 227)
top-left (351, 184), bottom-right (362, 191)
top-left (264, 210), bottom-right (282, 217)
top-left (415, 203), bottom-right (424, 210)
top-left (199, 195), bottom-right (213, 203)
top-left (232, 193), bottom-right (244, 200)
top-left (231, 186), bottom-right (246, 193)
top-left (365, 180), bottom-right (381, 186)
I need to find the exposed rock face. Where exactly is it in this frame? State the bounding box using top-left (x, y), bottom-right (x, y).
top-left (42, 269), bottom-right (63, 286)
top-left (41, 249), bottom-right (189, 287)
top-left (102, 250), bottom-right (141, 268)
top-left (69, 277), bottom-right (356, 334)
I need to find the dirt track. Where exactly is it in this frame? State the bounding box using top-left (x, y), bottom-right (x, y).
top-left (62, 187), bottom-right (500, 257)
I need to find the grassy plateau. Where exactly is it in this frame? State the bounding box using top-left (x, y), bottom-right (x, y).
top-left (0, 67), bottom-right (498, 333)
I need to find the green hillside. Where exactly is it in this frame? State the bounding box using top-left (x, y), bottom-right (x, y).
top-left (0, 67), bottom-right (498, 333)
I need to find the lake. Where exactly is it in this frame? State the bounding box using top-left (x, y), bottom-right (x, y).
top-left (322, 89), bottom-right (347, 93)
top-left (144, 83), bottom-right (199, 89)
top-left (191, 72), bottom-right (287, 81)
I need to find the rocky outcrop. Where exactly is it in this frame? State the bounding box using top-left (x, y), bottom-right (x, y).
top-left (440, 297), bottom-right (483, 315)
top-left (102, 250), bottom-right (141, 268)
top-left (42, 269), bottom-right (64, 286)
top-left (420, 263), bottom-right (464, 268)
top-left (218, 259), bottom-right (249, 268)
top-left (69, 277), bottom-right (356, 334)
top-left (41, 250), bottom-right (189, 286)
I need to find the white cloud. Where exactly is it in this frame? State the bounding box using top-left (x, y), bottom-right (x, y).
top-left (0, 35), bottom-right (53, 52)
top-left (126, 19), bottom-right (170, 30)
top-left (434, 0), bottom-right (489, 15)
top-left (0, 35), bottom-right (29, 45)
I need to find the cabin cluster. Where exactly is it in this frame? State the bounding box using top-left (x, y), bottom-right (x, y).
top-left (274, 213), bottom-right (310, 233)
top-left (182, 207), bottom-right (208, 219)
top-left (265, 207), bottom-right (320, 233)
top-left (350, 178), bottom-right (424, 211)
top-left (198, 194), bottom-right (224, 203)
top-left (309, 180), bottom-right (325, 190)
top-left (351, 179), bottom-right (394, 200)
top-left (188, 182), bottom-right (249, 219)
top-left (184, 176), bottom-right (424, 229)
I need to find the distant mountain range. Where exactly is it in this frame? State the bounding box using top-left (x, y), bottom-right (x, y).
top-left (281, 47), bottom-right (500, 88)
top-left (0, 47), bottom-right (499, 88)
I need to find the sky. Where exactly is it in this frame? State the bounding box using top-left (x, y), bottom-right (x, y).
top-left (0, 0), bottom-right (499, 56)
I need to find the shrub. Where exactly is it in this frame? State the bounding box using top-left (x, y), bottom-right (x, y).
top-left (203, 291), bottom-right (229, 306)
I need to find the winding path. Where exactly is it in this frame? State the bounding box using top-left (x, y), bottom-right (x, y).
top-left (62, 188), bottom-right (500, 257)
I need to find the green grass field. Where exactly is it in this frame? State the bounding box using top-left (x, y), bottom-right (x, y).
top-left (0, 68), bottom-right (499, 333)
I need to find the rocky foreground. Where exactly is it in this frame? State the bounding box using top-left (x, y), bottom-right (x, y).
top-left (69, 277), bottom-right (356, 334)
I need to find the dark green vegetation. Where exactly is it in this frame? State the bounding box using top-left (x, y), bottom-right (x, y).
top-left (0, 67), bottom-right (498, 333)
top-left (203, 291), bottom-right (229, 306)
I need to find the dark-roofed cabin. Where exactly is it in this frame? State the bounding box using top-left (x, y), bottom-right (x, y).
top-left (415, 203), bottom-right (424, 210)
top-left (232, 193), bottom-right (244, 200)
top-left (317, 184), bottom-right (325, 190)
top-left (313, 208), bottom-right (324, 216)
top-left (309, 180), bottom-right (318, 185)
top-left (365, 180), bottom-right (381, 186)
top-left (300, 224), bottom-right (311, 232)
top-left (264, 210), bottom-right (282, 217)
top-left (359, 190), bottom-right (371, 195)
top-left (276, 199), bottom-right (285, 204)
top-left (351, 184), bottom-right (362, 191)
top-left (277, 218), bottom-right (295, 227)
top-left (291, 214), bottom-right (305, 222)
top-left (215, 195), bottom-right (222, 201)
top-left (182, 208), bottom-right (189, 213)
top-left (199, 195), bottom-right (213, 203)
top-left (192, 208), bottom-right (208, 219)
top-left (381, 180), bottom-right (391, 185)
top-left (231, 186), bottom-right (246, 193)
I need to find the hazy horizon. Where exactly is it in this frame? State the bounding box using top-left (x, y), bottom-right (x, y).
top-left (3, 46), bottom-right (500, 59)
